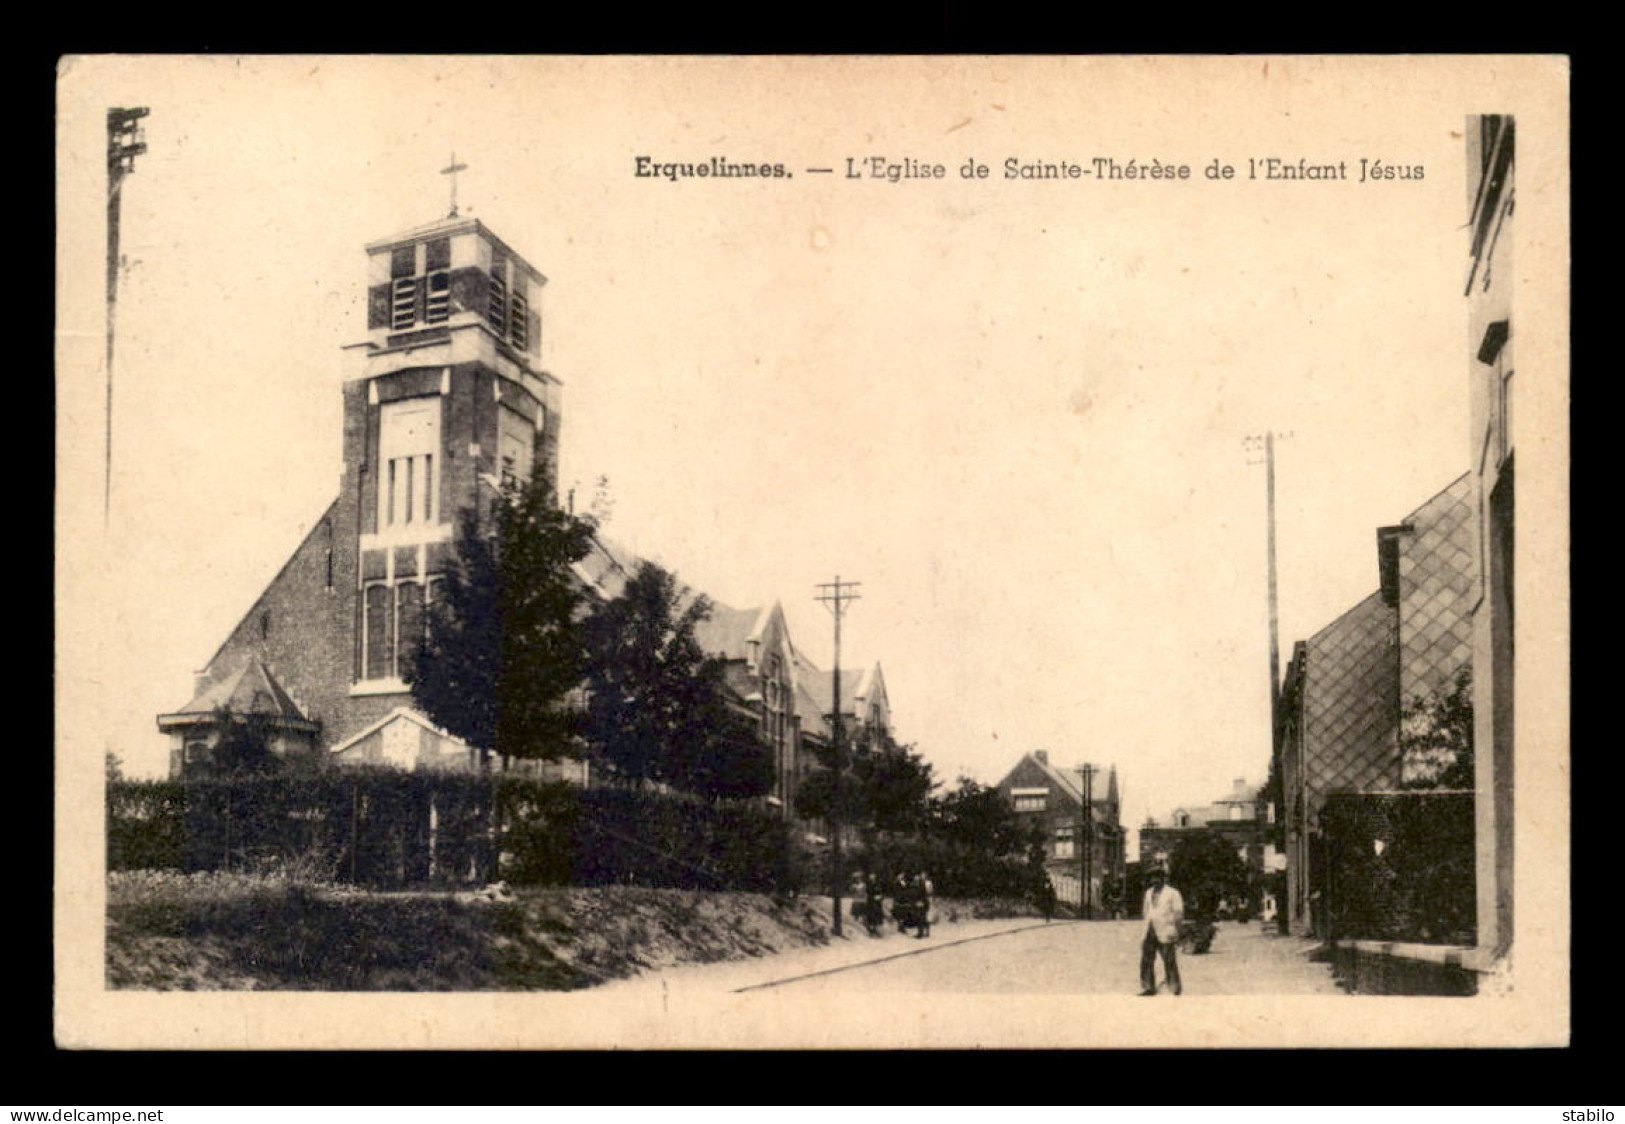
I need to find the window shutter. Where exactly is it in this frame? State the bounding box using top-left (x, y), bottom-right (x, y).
top-left (487, 269), bottom-right (508, 333)
top-left (508, 288), bottom-right (529, 350)
top-left (426, 271), bottom-right (451, 323)
top-left (391, 277), bottom-right (416, 329)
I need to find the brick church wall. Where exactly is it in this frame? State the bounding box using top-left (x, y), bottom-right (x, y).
top-left (196, 495), bottom-right (399, 757)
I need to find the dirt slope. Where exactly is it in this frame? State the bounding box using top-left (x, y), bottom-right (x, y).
top-left (107, 873), bottom-right (834, 991)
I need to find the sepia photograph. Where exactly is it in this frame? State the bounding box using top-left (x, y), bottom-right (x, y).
top-left (55, 55), bottom-right (1569, 1049)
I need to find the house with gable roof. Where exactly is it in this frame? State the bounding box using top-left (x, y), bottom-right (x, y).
top-left (995, 749), bottom-right (1124, 914)
top-left (692, 600), bottom-right (803, 810)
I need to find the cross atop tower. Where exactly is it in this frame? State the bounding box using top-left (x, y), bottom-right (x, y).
top-left (440, 153), bottom-right (469, 218)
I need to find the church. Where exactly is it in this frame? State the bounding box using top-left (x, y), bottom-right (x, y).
top-left (156, 204), bottom-right (894, 808)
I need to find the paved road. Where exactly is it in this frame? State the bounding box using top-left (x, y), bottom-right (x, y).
top-left (756, 920), bottom-right (1341, 996)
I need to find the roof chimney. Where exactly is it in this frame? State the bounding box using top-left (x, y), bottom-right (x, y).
top-left (1034, 749), bottom-right (1048, 764)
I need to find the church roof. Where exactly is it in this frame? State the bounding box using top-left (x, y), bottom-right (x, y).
top-left (159, 658), bottom-right (314, 729)
top-left (1020, 753), bottom-right (1118, 811)
top-left (694, 603), bottom-right (768, 661)
top-left (573, 532), bottom-right (641, 601)
top-left (801, 666), bottom-right (865, 718)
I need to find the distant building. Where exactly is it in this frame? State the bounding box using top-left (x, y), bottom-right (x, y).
top-left (1139, 777), bottom-right (1276, 909)
top-left (1466, 113), bottom-right (1515, 961)
top-left (691, 601), bottom-right (804, 811)
top-left (995, 750), bottom-right (1123, 915)
top-left (571, 537), bottom-right (895, 814)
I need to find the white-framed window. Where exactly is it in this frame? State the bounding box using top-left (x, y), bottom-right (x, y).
top-left (1055, 826), bottom-right (1075, 860)
top-left (1013, 793), bottom-right (1047, 812)
top-left (379, 398), bottom-right (441, 530)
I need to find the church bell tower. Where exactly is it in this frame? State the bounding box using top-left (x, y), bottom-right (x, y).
top-left (340, 213), bottom-right (562, 695)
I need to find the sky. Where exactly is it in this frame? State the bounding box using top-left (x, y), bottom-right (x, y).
top-left (60, 57), bottom-right (1481, 836)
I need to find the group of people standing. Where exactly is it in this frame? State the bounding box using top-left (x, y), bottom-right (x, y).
top-left (853, 871), bottom-right (933, 939)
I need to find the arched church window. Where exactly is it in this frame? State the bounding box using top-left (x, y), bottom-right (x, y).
top-left (363, 583), bottom-right (393, 681)
top-left (396, 582), bottom-right (424, 679)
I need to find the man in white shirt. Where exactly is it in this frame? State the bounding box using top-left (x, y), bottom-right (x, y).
top-left (1140, 864), bottom-right (1185, 996)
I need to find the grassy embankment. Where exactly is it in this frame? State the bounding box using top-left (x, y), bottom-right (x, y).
top-left (107, 870), bottom-right (834, 991)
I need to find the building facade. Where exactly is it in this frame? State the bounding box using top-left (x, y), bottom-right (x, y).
top-left (996, 750), bottom-right (1123, 915)
top-left (1278, 475), bottom-right (1476, 936)
top-left (159, 214), bottom-right (568, 775)
top-left (1139, 777), bottom-right (1277, 914)
top-left (1466, 114), bottom-right (1515, 960)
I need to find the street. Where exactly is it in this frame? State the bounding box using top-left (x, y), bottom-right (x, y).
top-left (761, 920), bottom-right (1340, 995)
top-left (596, 917), bottom-right (1342, 996)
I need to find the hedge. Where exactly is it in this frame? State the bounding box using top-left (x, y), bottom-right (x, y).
top-left (108, 772), bottom-right (794, 893)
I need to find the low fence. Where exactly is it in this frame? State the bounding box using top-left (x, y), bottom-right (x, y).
top-left (108, 773), bottom-right (794, 893)
top-left (1318, 790), bottom-right (1475, 946)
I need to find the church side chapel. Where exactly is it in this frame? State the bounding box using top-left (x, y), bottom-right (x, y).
top-left (158, 182), bottom-right (894, 805)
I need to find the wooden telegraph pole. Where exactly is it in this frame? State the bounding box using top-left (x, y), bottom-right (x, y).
top-left (1245, 432), bottom-right (1291, 741)
top-left (106, 107), bottom-right (149, 526)
top-left (816, 576), bottom-right (861, 937)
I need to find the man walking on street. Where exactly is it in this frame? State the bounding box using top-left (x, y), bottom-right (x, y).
top-left (1140, 863), bottom-right (1184, 996)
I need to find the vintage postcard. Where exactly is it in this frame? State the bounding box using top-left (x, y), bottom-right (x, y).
top-left (55, 55), bottom-right (1569, 1048)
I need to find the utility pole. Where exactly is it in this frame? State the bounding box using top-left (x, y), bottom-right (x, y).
top-left (1244, 432), bottom-right (1291, 740)
top-left (1079, 763), bottom-right (1097, 920)
top-left (106, 107), bottom-right (149, 527)
top-left (1247, 431), bottom-right (1291, 933)
top-left (816, 576), bottom-right (861, 937)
